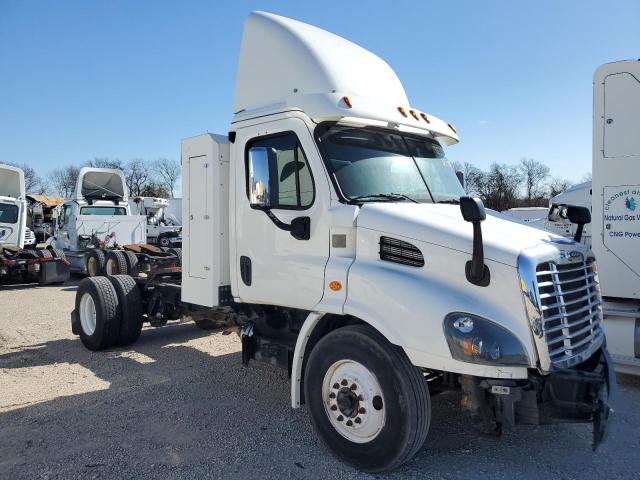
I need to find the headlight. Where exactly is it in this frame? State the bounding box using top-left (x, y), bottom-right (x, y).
top-left (443, 313), bottom-right (529, 366)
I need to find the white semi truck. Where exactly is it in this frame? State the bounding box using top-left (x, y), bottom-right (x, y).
top-left (0, 164), bottom-right (70, 284)
top-left (70, 12), bottom-right (614, 472)
top-left (132, 196), bottom-right (182, 247)
top-left (50, 167), bottom-right (176, 276)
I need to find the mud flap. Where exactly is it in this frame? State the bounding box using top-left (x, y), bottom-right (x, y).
top-left (70, 309), bottom-right (80, 335)
top-left (593, 347), bottom-right (616, 451)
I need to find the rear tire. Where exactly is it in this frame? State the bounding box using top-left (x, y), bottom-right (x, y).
top-left (86, 249), bottom-right (105, 277)
top-left (123, 251), bottom-right (139, 277)
top-left (76, 277), bottom-right (120, 350)
top-left (304, 324), bottom-right (430, 472)
top-left (36, 248), bottom-right (53, 259)
top-left (108, 275), bottom-right (143, 346)
top-left (158, 235), bottom-right (171, 247)
top-left (48, 248), bottom-right (66, 260)
top-left (105, 250), bottom-right (128, 276)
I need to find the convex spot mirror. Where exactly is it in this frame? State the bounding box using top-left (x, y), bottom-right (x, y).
top-left (247, 146), bottom-right (272, 209)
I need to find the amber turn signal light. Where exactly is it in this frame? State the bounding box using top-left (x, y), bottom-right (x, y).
top-left (342, 96), bottom-right (352, 108)
top-left (329, 281), bottom-right (342, 291)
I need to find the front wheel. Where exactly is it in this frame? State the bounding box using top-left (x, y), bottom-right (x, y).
top-left (304, 324), bottom-right (430, 472)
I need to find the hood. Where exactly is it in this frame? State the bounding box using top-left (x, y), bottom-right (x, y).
top-left (357, 203), bottom-right (572, 267)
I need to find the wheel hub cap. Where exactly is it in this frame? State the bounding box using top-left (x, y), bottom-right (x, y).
top-left (322, 359), bottom-right (386, 443)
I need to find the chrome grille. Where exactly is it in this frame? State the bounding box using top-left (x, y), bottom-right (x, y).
top-left (535, 256), bottom-right (603, 368)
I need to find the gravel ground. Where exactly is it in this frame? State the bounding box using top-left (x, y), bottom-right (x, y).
top-left (0, 279), bottom-right (639, 479)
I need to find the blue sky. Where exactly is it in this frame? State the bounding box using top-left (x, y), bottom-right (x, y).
top-left (1, 0), bottom-right (638, 185)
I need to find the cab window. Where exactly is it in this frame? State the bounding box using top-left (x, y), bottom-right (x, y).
top-left (246, 132), bottom-right (314, 209)
top-left (80, 206), bottom-right (127, 215)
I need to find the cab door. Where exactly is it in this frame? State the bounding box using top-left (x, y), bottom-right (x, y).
top-left (234, 117), bottom-right (330, 310)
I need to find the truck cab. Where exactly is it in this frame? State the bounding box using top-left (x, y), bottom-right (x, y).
top-left (71, 12), bottom-right (614, 472)
top-left (51, 167), bottom-right (147, 273)
top-left (1, 163), bottom-right (70, 284)
top-left (132, 197), bottom-right (182, 247)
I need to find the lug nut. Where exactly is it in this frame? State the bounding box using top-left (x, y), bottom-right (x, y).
top-left (358, 407), bottom-right (366, 414)
top-left (330, 405), bottom-right (337, 411)
top-left (337, 415), bottom-right (344, 422)
top-left (329, 392), bottom-right (336, 399)
top-left (346, 420), bottom-right (353, 426)
top-left (341, 379), bottom-right (348, 386)
top-left (333, 383), bottom-right (340, 389)
top-left (350, 384), bottom-right (357, 390)
top-left (358, 394), bottom-right (364, 401)
top-left (355, 417), bottom-right (362, 424)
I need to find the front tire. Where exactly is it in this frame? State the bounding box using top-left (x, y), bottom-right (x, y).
top-left (304, 324), bottom-right (430, 472)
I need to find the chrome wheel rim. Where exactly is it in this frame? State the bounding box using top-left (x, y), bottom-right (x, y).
top-left (79, 293), bottom-right (97, 336)
top-left (322, 359), bottom-right (386, 443)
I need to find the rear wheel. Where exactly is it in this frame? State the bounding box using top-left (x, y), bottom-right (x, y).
top-left (76, 277), bottom-right (120, 350)
top-left (108, 275), bottom-right (143, 346)
top-left (304, 325), bottom-right (430, 472)
top-left (122, 251), bottom-right (139, 277)
top-left (158, 234), bottom-right (171, 247)
top-left (36, 248), bottom-right (53, 259)
top-left (48, 248), bottom-right (66, 260)
top-left (86, 249), bottom-right (105, 277)
top-left (105, 250), bottom-right (128, 276)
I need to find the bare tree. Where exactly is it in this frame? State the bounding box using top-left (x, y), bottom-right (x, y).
top-left (140, 181), bottom-right (171, 198)
top-left (124, 158), bottom-right (150, 197)
top-left (581, 171), bottom-right (592, 182)
top-left (519, 158), bottom-right (550, 206)
top-left (47, 166), bottom-right (80, 198)
top-left (154, 158), bottom-right (180, 198)
top-left (549, 177), bottom-right (573, 198)
top-left (85, 157), bottom-right (123, 170)
top-left (478, 163), bottom-right (523, 211)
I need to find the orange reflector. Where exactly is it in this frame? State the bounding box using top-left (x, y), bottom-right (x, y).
top-left (409, 109), bottom-right (419, 121)
top-left (448, 123), bottom-right (457, 134)
top-left (420, 112), bottom-right (430, 123)
top-left (397, 106), bottom-right (407, 117)
top-left (342, 96), bottom-right (352, 108)
top-left (329, 281), bottom-right (342, 292)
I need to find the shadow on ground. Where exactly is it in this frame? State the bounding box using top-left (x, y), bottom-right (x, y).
top-left (0, 323), bottom-right (639, 480)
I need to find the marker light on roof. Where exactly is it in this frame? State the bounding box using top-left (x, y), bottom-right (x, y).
top-left (420, 113), bottom-right (430, 123)
top-left (342, 96), bottom-right (353, 108)
top-left (409, 109), bottom-right (419, 121)
top-left (397, 107), bottom-right (407, 117)
top-left (448, 123), bottom-right (457, 134)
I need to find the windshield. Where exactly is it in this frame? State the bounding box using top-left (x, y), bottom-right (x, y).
top-left (315, 123), bottom-right (464, 203)
top-left (0, 202), bottom-right (19, 223)
top-left (80, 206), bottom-right (127, 216)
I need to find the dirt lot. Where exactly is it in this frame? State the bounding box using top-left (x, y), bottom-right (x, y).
top-left (1, 280), bottom-right (639, 479)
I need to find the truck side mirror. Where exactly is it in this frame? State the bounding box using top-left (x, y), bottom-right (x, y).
top-left (246, 146), bottom-right (311, 241)
top-left (547, 204), bottom-right (563, 222)
top-left (460, 196), bottom-right (490, 287)
top-left (566, 205), bottom-right (591, 243)
top-left (247, 147), bottom-right (272, 209)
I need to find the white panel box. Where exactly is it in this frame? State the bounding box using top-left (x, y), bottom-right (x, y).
top-left (181, 134), bottom-right (230, 307)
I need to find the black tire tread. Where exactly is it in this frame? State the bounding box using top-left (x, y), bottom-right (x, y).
top-left (48, 248), bottom-right (66, 260)
top-left (86, 249), bottom-right (106, 276)
top-left (123, 251), bottom-right (139, 276)
top-left (107, 274), bottom-right (143, 346)
top-left (168, 247), bottom-right (182, 267)
top-left (105, 250), bottom-right (128, 276)
top-left (76, 277), bottom-right (120, 350)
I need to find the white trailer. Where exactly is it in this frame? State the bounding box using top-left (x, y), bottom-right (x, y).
top-left (591, 60), bottom-right (640, 375)
top-left (70, 12), bottom-right (614, 472)
top-left (1, 164), bottom-right (70, 284)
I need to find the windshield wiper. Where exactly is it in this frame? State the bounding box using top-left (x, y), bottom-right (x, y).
top-left (349, 193), bottom-right (419, 204)
top-left (436, 199), bottom-right (461, 205)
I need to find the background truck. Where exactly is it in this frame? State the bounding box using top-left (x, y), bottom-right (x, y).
top-left (70, 12), bottom-right (614, 472)
top-left (132, 196), bottom-right (182, 247)
top-left (546, 181), bottom-right (593, 247)
top-left (591, 60), bottom-right (640, 375)
top-left (0, 163), bottom-right (70, 284)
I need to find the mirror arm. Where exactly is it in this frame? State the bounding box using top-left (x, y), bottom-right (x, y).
top-left (466, 220), bottom-right (490, 287)
top-left (254, 206), bottom-right (311, 241)
top-left (573, 223), bottom-right (585, 243)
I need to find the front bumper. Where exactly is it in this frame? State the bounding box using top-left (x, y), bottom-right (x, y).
top-left (462, 347), bottom-right (615, 450)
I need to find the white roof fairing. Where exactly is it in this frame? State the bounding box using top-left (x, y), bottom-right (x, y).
top-left (233, 12), bottom-right (459, 146)
top-left (0, 164), bottom-right (25, 200)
